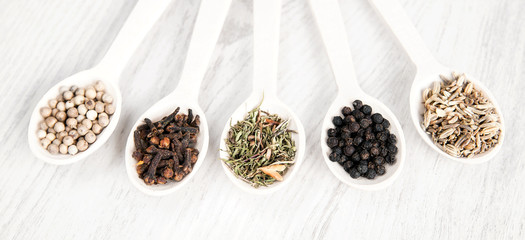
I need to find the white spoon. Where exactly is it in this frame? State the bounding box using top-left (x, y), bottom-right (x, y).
top-left (219, 0), bottom-right (306, 194)
top-left (28, 0), bottom-right (174, 165)
top-left (310, 0), bottom-right (406, 190)
top-left (367, 0), bottom-right (505, 164)
top-left (124, 0), bottom-right (232, 196)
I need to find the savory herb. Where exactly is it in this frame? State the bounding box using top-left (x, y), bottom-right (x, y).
top-left (223, 103), bottom-right (296, 188)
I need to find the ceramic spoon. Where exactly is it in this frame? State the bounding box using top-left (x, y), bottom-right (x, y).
top-left (125, 0), bottom-right (232, 196)
top-left (367, 0), bottom-right (505, 164)
top-left (218, 0), bottom-right (306, 194)
top-left (28, 0), bottom-right (174, 165)
top-left (310, 0), bottom-right (406, 190)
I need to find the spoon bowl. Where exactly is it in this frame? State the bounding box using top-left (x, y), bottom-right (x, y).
top-left (409, 66), bottom-right (506, 164)
top-left (125, 93), bottom-right (209, 196)
top-left (320, 92), bottom-right (406, 191)
top-left (28, 69), bottom-right (122, 165)
top-left (219, 93), bottom-right (306, 194)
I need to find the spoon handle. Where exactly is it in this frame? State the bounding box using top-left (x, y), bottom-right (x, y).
top-left (174, 0), bottom-right (232, 100)
top-left (252, 0), bottom-right (281, 97)
top-left (309, 0), bottom-right (362, 93)
top-left (96, 0), bottom-right (173, 81)
top-left (367, 0), bottom-right (439, 69)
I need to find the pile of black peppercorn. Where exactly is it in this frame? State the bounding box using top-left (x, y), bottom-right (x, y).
top-left (326, 100), bottom-right (398, 179)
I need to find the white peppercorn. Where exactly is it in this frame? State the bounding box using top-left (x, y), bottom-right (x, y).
top-left (51, 108), bottom-right (58, 116)
top-left (46, 132), bottom-right (56, 141)
top-left (56, 94), bottom-right (64, 102)
top-left (81, 119), bottom-right (92, 129)
top-left (66, 118), bottom-right (77, 128)
top-left (54, 122), bottom-right (65, 133)
top-left (67, 107), bottom-right (79, 118)
top-left (75, 88), bottom-right (85, 96)
top-left (47, 128), bottom-right (56, 134)
top-left (48, 99), bottom-right (58, 108)
top-left (95, 80), bottom-right (105, 91)
top-left (105, 104), bottom-right (115, 115)
top-left (92, 124), bottom-right (103, 134)
top-left (96, 91), bottom-right (103, 101)
top-left (85, 131), bottom-right (97, 144)
top-left (62, 136), bottom-right (74, 146)
top-left (48, 144), bottom-right (59, 154)
top-left (41, 138), bottom-right (51, 148)
top-left (56, 111), bottom-right (67, 122)
top-left (68, 145), bottom-right (78, 155)
top-left (78, 125), bottom-right (89, 136)
top-left (85, 99), bottom-right (95, 110)
top-left (86, 110), bottom-right (97, 121)
top-left (52, 139), bottom-right (60, 145)
top-left (56, 102), bottom-right (66, 111)
top-left (57, 131), bottom-right (67, 141)
top-left (95, 101), bottom-right (105, 113)
top-left (59, 144), bottom-right (68, 154)
top-left (85, 87), bottom-right (96, 99)
top-left (40, 107), bottom-right (52, 117)
top-left (76, 115), bottom-right (86, 122)
top-left (39, 121), bottom-right (48, 130)
top-left (64, 126), bottom-right (71, 132)
top-left (98, 116), bottom-right (109, 128)
top-left (77, 104), bottom-right (87, 115)
top-left (70, 85), bottom-right (78, 92)
top-left (37, 130), bottom-right (47, 139)
top-left (63, 91), bottom-right (73, 100)
top-left (102, 94), bottom-right (113, 104)
top-left (76, 139), bottom-right (89, 152)
top-left (72, 95), bottom-right (84, 106)
top-left (65, 100), bottom-right (74, 109)
top-left (45, 117), bottom-right (57, 128)
top-left (69, 130), bottom-right (80, 140)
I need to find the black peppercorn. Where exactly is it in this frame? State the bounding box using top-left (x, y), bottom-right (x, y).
top-left (370, 147), bottom-right (380, 156)
top-left (360, 149), bottom-right (370, 160)
top-left (344, 115), bottom-right (354, 124)
top-left (351, 152), bottom-right (361, 162)
top-left (353, 100), bottom-right (363, 110)
top-left (353, 136), bottom-right (363, 146)
top-left (342, 106), bottom-right (353, 116)
top-left (349, 167), bottom-right (360, 178)
top-left (388, 133), bottom-right (397, 144)
top-left (361, 105), bottom-right (372, 115)
top-left (380, 147), bottom-right (388, 157)
top-left (359, 118), bottom-right (372, 129)
top-left (327, 128), bottom-right (337, 137)
top-left (357, 164), bottom-right (368, 174)
top-left (329, 152), bottom-right (339, 162)
top-left (382, 119), bottom-right (390, 128)
top-left (341, 131), bottom-right (351, 139)
top-left (357, 128), bottom-right (365, 137)
top-left (343, 161), bottom-right (353, 171)
top-left (387, 143), bottom-right (398, 154)
top-left (364, 130), bottom-right (375, 141)
top-left (352, 110), bottom-right (365, 120)
top-left (371, 113), bottom-right (383, 123)
top-left (373, 156), bottom-right (384, 165)
top-left (365, 169), bottom-right (376, 179)
top-left (376, 165), bottom-right (386, 176)
top-left (367, 161), bottom-right (375, 170)
top-left (344, 145), bottom-right (356, 156)
top-left (332, 116), bottom-right (344, 126)
top-left (334, 147), bottom-right (343, 155)
top-left (327, 137), bottom-right (339, 148)
top-left (349, 122), bottom-right (360, 133)
top-left (344, 138), bottom-right (353, 146)
top-left (376, 132), bottom-right (388, 141)
top-left (338, 155), bottom-right (348, 165)
top-left (362, 141), bottom-right (372, 150)
top-left (373, 123), bottom-right (384, 132)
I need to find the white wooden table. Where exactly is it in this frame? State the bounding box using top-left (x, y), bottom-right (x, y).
top-left (1, 0), bottom-right (524, 239)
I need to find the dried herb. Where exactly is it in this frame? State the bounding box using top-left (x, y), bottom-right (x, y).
top-left (223, 103), bottom-right (296, 188)
top-left (133, 107), bottom-right (200, 185)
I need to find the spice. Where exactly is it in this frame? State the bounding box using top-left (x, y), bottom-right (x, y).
top-left (327, 100), bottom-right (398, 179)
top-left (36, 81), bottom-right (115, 155)
top-left (132, 108), bottom-right (200, 185)
top-left (422, 72), bottom-right (501, 157)
top-left (222, 103), bottom-right (296, 188)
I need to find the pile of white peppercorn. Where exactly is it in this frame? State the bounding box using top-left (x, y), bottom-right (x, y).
top-left (37, 81), bottom-right (115, 155)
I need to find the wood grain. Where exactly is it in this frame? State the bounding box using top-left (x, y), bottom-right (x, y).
top-left (0, 0), bottom-right (524, 239)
